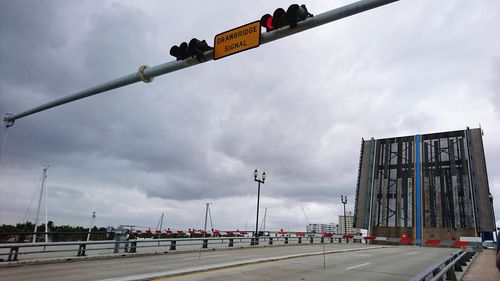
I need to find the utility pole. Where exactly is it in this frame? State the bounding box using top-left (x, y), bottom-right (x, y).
top-left (3, 0), bottom-right (400, 128)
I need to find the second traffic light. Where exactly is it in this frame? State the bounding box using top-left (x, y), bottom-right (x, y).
top-left (170, 38), bottom-right (213, 61)
top-left (260, 4), bottom-right (313, 32)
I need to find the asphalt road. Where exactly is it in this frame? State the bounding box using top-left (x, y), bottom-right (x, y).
top-left (159, 246), bottom-right (457, 281)
top-left (0, 244), bottom-right (456, 281)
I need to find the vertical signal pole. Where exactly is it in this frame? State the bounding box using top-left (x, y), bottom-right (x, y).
top-left (33, 166), bottom-right (49, 243)
top-left (45, 172), bottom-right (49, 243)
top-left (253, 169), bottom-right (266, 245)
top-left (341, 195), bottom-right (348, 242)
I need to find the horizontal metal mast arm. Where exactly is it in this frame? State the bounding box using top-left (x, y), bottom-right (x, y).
top-left (261, 0), bottom-right (399, 44)
top-left (3, 0), bottom-right (399, 127)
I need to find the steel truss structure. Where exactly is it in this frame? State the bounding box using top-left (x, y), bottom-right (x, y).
top-left (354, 128), bottom-right (495, 241)
top-left (371, 136), bottom-right (414, 228)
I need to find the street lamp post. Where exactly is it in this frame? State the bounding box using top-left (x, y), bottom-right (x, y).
top-left (341, 195), bottom-right (348, 242)
top-left (253, 169), bottom-right (266, 246)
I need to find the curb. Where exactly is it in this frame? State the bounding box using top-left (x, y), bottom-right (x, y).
top-left (457, 251), bottom-right (479, 281)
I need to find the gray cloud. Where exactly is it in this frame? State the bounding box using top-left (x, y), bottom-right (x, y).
top-left (1, 0), bottom-right (499, 230)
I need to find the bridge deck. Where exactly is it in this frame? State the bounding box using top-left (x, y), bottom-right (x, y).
top-left (0, 244), bottom-right (458, 281)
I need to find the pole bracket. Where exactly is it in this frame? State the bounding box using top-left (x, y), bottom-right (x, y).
top-left (138, 65), bottom-right (154, 83)
top-left (4, 113), bottom-right (14, 128)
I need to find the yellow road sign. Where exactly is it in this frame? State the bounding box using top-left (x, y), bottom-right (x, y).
top-left (213, 21), bottom-right (261, 60)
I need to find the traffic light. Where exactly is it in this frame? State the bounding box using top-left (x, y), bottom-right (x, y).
top-left (260, 4), bottom-right (313, 32)
top-left (188, 38), bottom-right (212, 57)
top-left (286, 4), bottom-right (313, 28)
top-left (271, 8), bottom-right (287, 30)
top-left (169, 38), bottom-right (212, 61)
top-left (260, 14), bottom-right (273, 32)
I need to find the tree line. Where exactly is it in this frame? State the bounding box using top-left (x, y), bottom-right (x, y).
top-left (0, 221), bottom-right (110, 243)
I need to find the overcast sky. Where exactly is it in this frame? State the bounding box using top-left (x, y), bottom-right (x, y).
top-left (1, 0), bottom-right (499, 233)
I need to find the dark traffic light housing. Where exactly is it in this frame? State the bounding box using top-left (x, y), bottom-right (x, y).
top-left (170, 38), bottom-right (213, 61)
top-left (260, 4), bottom-right (313, 32)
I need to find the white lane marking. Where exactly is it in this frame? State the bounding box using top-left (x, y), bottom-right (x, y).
top-left (407, 252), bottom-right (418, 256)
top-left (355, 253), bottom-right (374, 257)
top-left (183, 254), bottom-right (230, 260)
top-left (345, 262), bottom-right (371, 270)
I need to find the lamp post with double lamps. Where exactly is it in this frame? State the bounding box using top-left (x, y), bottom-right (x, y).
top-left (341, 195), bottom-right (348, 242)
top-left (252, 169), bottom-right (266, 245)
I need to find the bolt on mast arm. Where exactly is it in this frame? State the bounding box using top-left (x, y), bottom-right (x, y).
top-left (3, 0), bottom-right (399, 128)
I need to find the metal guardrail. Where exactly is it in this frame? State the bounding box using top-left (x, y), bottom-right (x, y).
top-left (0, 235), bottom-right (358, 262)
top-left (410, 250), bottom-right (476, 281)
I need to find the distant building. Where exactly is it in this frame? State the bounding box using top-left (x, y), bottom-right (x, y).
top-left (354, 128), bottom-right (496, 242)
top-left (307, 223), bottom-right (333, 233)
top-left (339, 211), bottom-right (357, 235)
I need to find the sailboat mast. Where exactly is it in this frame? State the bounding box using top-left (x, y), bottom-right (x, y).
top-left (159, 212), bottom-right (164, 231)
top-left (208, 205), bottom-right (214, 231)
top-left (87, 211), bottom-right (96, 241)
top-left (262, 208), bottom-right (267, 232)
top-left (203, 203), bottom-right (209, 232)
top-left (155, 212), bottom-right (164, 232)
